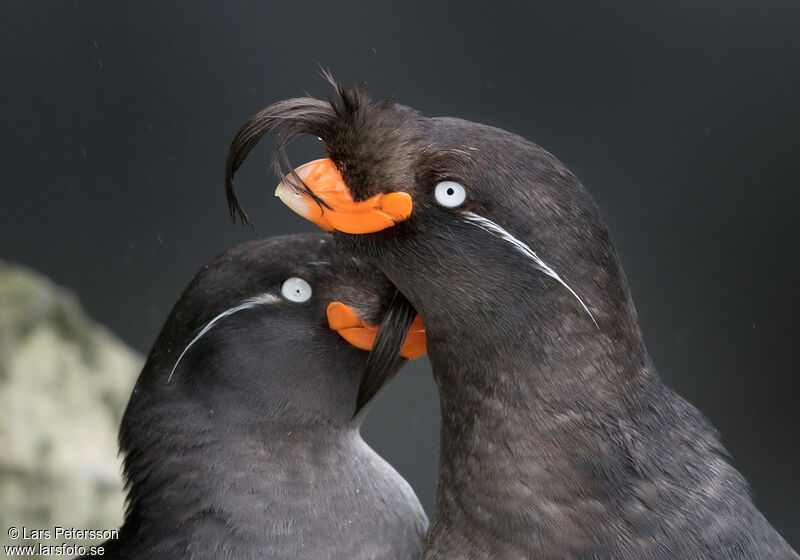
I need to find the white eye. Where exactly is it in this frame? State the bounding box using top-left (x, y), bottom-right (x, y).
top-left (281, 277), bottom-right (312, 303)
top-left (434, 181), bottom-right (467, 208)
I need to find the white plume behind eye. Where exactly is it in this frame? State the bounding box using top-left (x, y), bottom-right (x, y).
top-left (463, 212), bottom-right (599, 328)
top-left (167, 292), bottom-right (279, 383)
top-left (281, 277), bottom-right (312, 303)
top-left (434, 181), bottom-right (467, 208)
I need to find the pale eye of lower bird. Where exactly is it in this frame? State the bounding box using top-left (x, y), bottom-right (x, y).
top-left (434, 181), bottom-right (467, 208)
top-left (281, 277), bottom-right (312, 303)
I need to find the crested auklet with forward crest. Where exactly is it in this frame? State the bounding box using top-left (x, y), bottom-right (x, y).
top-left (226, 80), bottom-right (798, 559)
top-left (90, 234), bottom-right (427, 560)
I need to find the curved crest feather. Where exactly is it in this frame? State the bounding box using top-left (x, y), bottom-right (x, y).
top-left (225, 72), bottom-right (371, 227)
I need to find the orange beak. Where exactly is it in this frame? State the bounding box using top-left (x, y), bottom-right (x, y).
top-left (326, 301), bottom-right (426, 359)
top-left (275, 158), bottom-right (413, 234)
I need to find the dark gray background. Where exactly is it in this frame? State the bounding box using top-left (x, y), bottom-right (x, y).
top-left (2, 0), bottom-right (798, 546)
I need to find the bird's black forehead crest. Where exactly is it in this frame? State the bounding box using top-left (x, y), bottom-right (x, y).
top-left (226, 73), bottom-right (425, 225)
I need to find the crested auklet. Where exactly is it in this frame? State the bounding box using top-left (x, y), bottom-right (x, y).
top-left (90, 234), bottom-right (427, 559)
top-left (226, 81), bottom-right (799, 559)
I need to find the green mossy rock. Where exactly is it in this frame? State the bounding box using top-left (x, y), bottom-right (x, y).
top-left (0, 261), bottom-right (142, 555)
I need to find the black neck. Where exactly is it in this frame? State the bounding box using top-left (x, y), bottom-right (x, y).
top-left (115, 374), bottom-right (358, 553)
top-left (422, 297), bottom-right (769, 557)
top-left (429, 304), bottom-right (655, 502)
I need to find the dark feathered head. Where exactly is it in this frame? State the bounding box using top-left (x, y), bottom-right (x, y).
top-left (225, 75), bottom-right (627, 348)
top-left (133, 234), bottom-right (422, 426)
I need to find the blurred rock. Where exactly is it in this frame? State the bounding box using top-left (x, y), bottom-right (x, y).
top-left (0, 261), bottom-right (142, 554)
